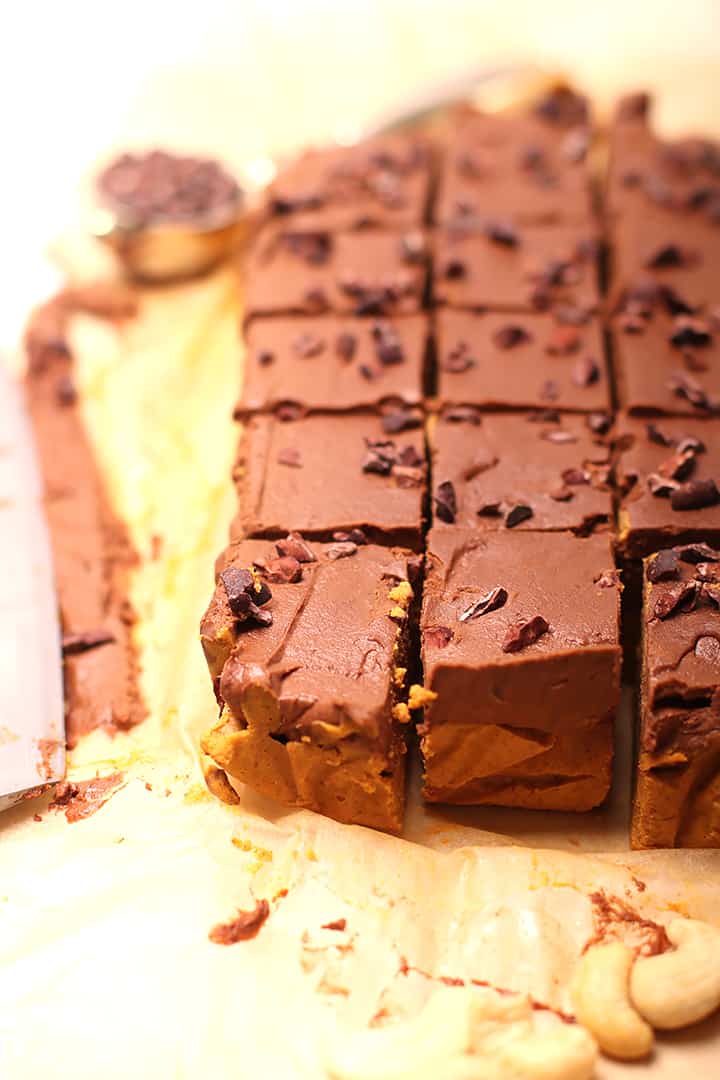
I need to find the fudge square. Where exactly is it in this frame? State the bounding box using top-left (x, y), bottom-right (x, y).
top-left (244, 228), bottom-right (428, 319)
top-left (615, 414), bottom-right (720, 561)
top-left (201, 539), bottom-right (418, 833)
top-left (232, 412), bottom-right (426, 550)
top-left (263, 133), bottom-right (434, 231)
top-left (435, 308), bottom-right (610, 413)
top-left (612, 305), bottom-right (720, 416)
top-left (632, 546), bottom-right (720, 848)
top-left (419, 529), bottom-right (621, 810)
top-left (237, 314), bottom-right (427, 416)
top-left (434, 224), bottom-right (600, 312)
top-left (436, 107), bottom-right (593, 227)
top-left (429, 410), bottom-right (612, 535)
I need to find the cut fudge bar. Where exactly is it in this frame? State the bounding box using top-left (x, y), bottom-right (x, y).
top-left (612, 305), bottom-right (720, 416)
top-left (437, 108), bottom-right (593, 227)
top-left (232, 412), bottom-right (426, 549)
top-left (632, 546), bottom-right (720, 847)
top-left (610, 213), bottom-right (720, 313)
top-left (419, 529), bottom-right (621, 810)
top-left (264, 134), bottom-right (434, 231)
top-left (200, 538), bottom-right (418, 832)
top-left (237, 314), bottom-right (427, 416)
top-left (607, 92), bottom-right (720, 225)
top-left (244, 228), bottom-right (428, 319)
top-left (429, 411), bottom-right (612, 534)
top-left (615, 414), bottom-right (720, 561)
top-left (435, 309), bottom-right (610, 412)
top-left (434, 224), bottom-right (599, 312)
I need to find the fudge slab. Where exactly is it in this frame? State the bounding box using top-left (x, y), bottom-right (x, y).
top-left (238, 314), bottom-right (427, 416)
top-left (200, 539), bottom-right (417, 832)
top-left (613, 309), bottom-right (720, 416)
top-left (429, 411), bottom-right (612, 534)
top-left (232, 413), bottom-right (426, 549)
top-left (610, 212), bottom-right (720, 313)
top-left (437, 109), bottom-right (593, 227)
top-left (632, 546), bottom-right (720, 848)
top-left (434, 224), bottom-right (599, 312)
top-left (419, 529), bottom-right (621, 810)
top-left (264, 134), bottom-right (434, 231)
top-left (615, 414), bottom-right (720, 561)
top-left (244, 228), bottom-right (428, 319)
top-left (435, 309), bottom-right (610, 412)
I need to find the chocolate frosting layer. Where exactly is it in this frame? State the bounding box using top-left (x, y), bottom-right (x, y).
top-left (434, 224), bottom-right (599, 312)
top-left (244, 229), bottom-right (428, 319)
top-left (238, 314), bottom-right (427, 415)
top-left (232, 412), bottom-right (426, 549)
top-left (435, 309), bottom-right (609, 412)
top-left (430, 411), bottom-right (611, 533)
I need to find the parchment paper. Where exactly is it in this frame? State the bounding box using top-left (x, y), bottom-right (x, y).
top-left (2, 55), bottom-right (720, 1079)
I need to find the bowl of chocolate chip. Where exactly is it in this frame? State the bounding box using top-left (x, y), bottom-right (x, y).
top-left (92, 149), bottom-right (249, 282)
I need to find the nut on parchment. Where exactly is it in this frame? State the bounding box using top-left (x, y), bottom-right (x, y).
top-left (571, 942), bottom-right (653, 1060)
top-left (630, 917), bottom-right (720, 1030)
top-left (326, 985), bottom-right (597, 1080)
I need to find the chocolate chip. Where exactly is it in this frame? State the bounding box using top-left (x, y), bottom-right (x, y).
top-left (400, 230), bottom-right (426, 263)
top-left (501, 615), bottom-right (549, 653)
top-left (647, 473), bottom-right (679, 498)
top-left (292, 331), bottom-right (325, 358)
top-left (484, 220), bottom-right (519, 247)
top-left (477, 501), bottom-right (503, 517)
top-left (333, 528), bottom-right (367, 545)
top-left (678, 542), bottom-right (720, 563)
top-left (326, 541), bottom-right (358, 560)
top-left (260, 556), bottom-right (303, 584)
top-left (505, 504), bottom-right (533, 528)
top-left (594, 569), bottom-right (621, 588)
top-left (647, 549), bottom-right (679, 582)
top-left (459, 586), bottom-right (508, 622)
top-left (62, 628), bottom-right (116, 655)
top-left (276, 532), bottom-right (317, 562)
top-left (444, 259), bottom-right (467, 279)
top-left (220, 566), bottom-right (273, 623)
top-left (277, 448), bottom-right (302, 468)
top-left (644, 244), bottom-right (694, 269)
top-left (335, 332), bottom-right (357, 362)
top-left (434, 481), bottom-right (457, 523)
top-left (669, 316), bottom-right (713, 348)
top-left (586, 412), bottom-right (612, 436)
top-left (654, 580), bottom-right (699, 620)
top-left (493, 324), bottom-right (531, 349)
top-left (670, 478), bottom-right (720, 510)
top-left (424, 625), bottom-right (454, 648)
top-left (573, 356), bottom-right (600, 387)
top-left (257, 349), bottom-right (275, 367)
top-left (646, 422), bottom-right (674, 446)
top-left (381, 406), bottom-right (423, 434)
top-left (55, 374), bottom-right (77, 406)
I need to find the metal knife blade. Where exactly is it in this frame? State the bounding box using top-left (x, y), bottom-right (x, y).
top-left (0, 359), bottom-right (65, 809)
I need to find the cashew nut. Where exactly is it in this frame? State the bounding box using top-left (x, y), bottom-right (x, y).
top-left (570, 941), bottom-right (653, 1060)
top-left (630, 917), bottom-right (720, 1030)
top-left (325, 986), bottom-right (597, 1080)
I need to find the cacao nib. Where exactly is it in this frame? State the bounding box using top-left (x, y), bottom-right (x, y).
top-left (587, 412), bottom-right (612, 436)
top-left (505, 504), bottom-right (533, 528)
top-left (502, 615), bottom-right (550, 653)
top-left (335, 332), bottom-right (357, 362)
top-left (326, 541), bottom-right (358, 560)
top-left (434, 481), bottom-right (457, 523)
top-left (276, 532), bottom-right (317, 562)
top-left (459, 586), bottom-right (508, 622)
top-left (594, 569), bottom-right (621, 588)
top-left (424, 625), bottom-right (454, 648)
top-left (678, 542), bottom-right (720, 563)
top-left (670, 478), bottom-right (720, 511)
top-left (493, 324), bottom-right (531, 349)
top-left (484, 220), bottom-right (519, 247)
top-left (669, 317), bottom-right (712, 349)
top-left (572, 356), bottom-right (600, 387)
top-left (647, 549), bottom-right (679, 583)
top-left (654, 580), bottom-right (699, 620)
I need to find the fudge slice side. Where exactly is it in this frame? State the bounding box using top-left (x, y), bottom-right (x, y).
top-left (632, 547), bottom-right (720, 848)
top-left (232, 413), bottom-right (427, 550)
top-left (201, 539), bottom-right (418, 833)
top-left (419, 529), bottom-right (621, 810)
